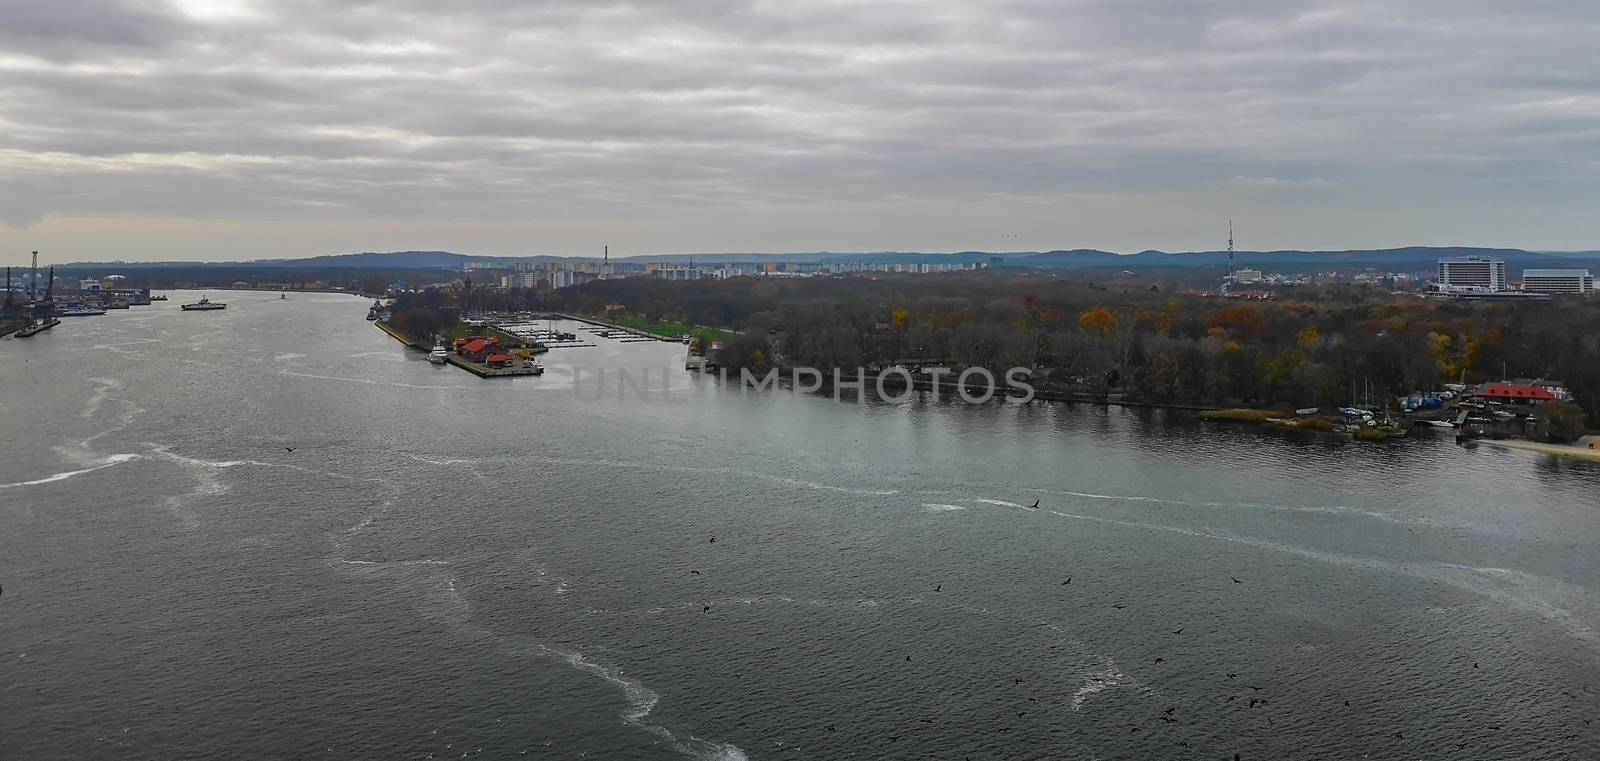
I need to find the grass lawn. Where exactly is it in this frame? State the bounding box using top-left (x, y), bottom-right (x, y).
top-left (433, 322), bottom-right (526, 346)
top-left (613, 316), bottom-right (734, 344)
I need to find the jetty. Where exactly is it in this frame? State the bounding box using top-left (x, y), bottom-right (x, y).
top-left (551, 312), bottom-right (680, 342)
top-left (15, 318), bottom-right (61, 338)
top-left (443, 352), bottom-right (543, 378)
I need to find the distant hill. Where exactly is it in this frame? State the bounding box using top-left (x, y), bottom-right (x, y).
top-left (1018, 246), bottom-right (1557, 270)
top-left (61, 246), bottom-right (1600, 271)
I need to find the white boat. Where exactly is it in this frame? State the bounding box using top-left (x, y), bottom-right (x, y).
top-left (428, 342), bottom-right (449, 364)
top-left (61, 306), bottom-right (107, 317)
top-left (1419, 419), bottom-right (1455, 428)
top-left (181, 296), bottom-right (227, 311)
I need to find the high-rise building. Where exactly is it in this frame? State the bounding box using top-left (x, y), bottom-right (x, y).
top-left (1437, 256), bottom-right (1507, 292)
top-left (1521, 268), bottom-right (1594, 294)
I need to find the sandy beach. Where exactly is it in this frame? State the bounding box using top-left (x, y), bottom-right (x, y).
top-left (1483, 437), bottom-right (1600, 463)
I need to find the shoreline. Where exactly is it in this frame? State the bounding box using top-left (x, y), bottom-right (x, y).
top-left (1481, 438), bottom-right (1600, 463)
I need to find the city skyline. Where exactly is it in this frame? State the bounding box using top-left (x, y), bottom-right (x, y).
top-left (4, 0), bottom-right (1599, 264)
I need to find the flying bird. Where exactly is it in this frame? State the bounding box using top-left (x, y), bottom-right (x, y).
top-left (285, 447), bottom-right (295, 452)
top-left (1113, 604), bottom-right (1127, 609)
top-left (1230, 576), bottom-right (1243, 584)
top-left (1172, 628), bottom-right (1183, 634)
top-left (1028, 500), bottom-right (1040, 509)
top-left (935, 584), bottom-right (941, 592)
top-left (709, 537), bottom-right (715, 543)
top-left (690, 570), bottom-right (701, 575)
top-left (1062, 578), bottom-right (1071, 585)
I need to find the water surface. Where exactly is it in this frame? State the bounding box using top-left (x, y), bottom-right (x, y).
top-left (2, 291), bottom-right (1597, 759)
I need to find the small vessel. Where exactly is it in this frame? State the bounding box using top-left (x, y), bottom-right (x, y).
top-left (150, 295), bottom-right (168, 301)
top-left (181, 296), bottom-right (227, 311)
top-left (428, 342), bottom-right (449, 364)
top-left (60, 305), bottom-right (107, 317)
top-left (281, 293), bottom-right (287, 300)
top-left (366, 299), bottom-right (383, 320)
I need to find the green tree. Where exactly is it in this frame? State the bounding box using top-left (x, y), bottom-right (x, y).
top-left (1538, 401), bottom-right (1589, 443)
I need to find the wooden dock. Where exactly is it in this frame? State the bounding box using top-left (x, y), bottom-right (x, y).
top-left (551, 312), bottom-right (679, 342)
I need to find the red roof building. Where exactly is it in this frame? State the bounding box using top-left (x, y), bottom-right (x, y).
top-left (1470, 382), bottom-right (1561, 403)
top-left (461, 336), bottom-right (500, 362)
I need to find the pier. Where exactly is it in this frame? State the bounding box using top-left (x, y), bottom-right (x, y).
top-left (443, 352), bottom-right (544, 378)
top-left (15, 319), bottom-right (62, 338)
top-left (550, 312), bottom-right (680, 342)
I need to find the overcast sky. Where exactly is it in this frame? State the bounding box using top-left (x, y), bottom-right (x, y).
top-left (2, 0), bottom-right (1598, 264)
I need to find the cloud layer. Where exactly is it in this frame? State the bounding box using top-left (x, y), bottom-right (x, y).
top-left (2, 0), bottom-right (1598, 260)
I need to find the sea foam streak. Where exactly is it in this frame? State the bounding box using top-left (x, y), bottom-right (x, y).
top-left (345, 561), bottom-right (747, 761)
top-left (0, 454), bottom-right (140, 490)
top-left (922, 503), bottom-right (967, 512)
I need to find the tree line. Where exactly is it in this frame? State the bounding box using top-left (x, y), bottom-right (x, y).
top-left (390, 272), bottom-right (1600, 423)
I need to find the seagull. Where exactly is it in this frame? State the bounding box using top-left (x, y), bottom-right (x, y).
top-left (702, 605), bottom-right (710, 613)
top-left (709, 536), bottom-right (715, 544)
top-left (1061, 577), bottom-right (1071, 585)
top-left (1172, 628), bottom-right (1183, 634)
top-left (935, 584), bottom-right (941, 592)
top-left (1113, 604), bottom-right (1127, 609)
top-left (1154, 658), bottom-right (1165, 664)
top-left (690, 570), bottom-right (701, 575)
top-left (285, 447), bottom-right (295, 452)
top-left (1230, 576), bottom-right (1243, 584)
top-left (1028, 500), bottom-right (1040, 509)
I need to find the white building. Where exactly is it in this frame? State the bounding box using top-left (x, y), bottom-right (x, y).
top-left (1437, 256), bottom-right (1508, 292)
top-left (1230, 268), bottom-right (1264, 284)
top-left (517, 272), bottom-right (540, 288)
top-left (1521, 268), bottom-right (1594, 294)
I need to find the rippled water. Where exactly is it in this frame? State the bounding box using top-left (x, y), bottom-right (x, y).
top-left (2, 291), bottom-right (1598, 760)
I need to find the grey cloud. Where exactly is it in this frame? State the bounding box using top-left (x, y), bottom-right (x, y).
top-left (1, 0), bottom-right (1598, 254)
top-left (0, 0), bottom-right (191, 59)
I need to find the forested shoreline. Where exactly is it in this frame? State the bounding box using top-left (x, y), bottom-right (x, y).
top-left (390, 272), bottom-right (1600, 420)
